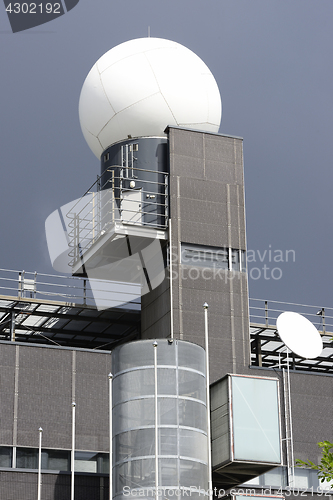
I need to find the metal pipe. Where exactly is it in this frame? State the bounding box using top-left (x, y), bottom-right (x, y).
top-left (283, 351), bottom-right (295, 487)
top-left (71, 402), bottom-right (76, 500)
top-left (265, 300), bottom-right (268, 327)
top-left (203, 303), bottom-right (212, 500)
top-left (153, 341), bottom-right (159, 500)
top-left (37, 427), bottom-right (43, 500)
top-left (108, 373), bottom-right (113, 500)
top-left (10, 310), bottom-right (15, 342)
top-left (169, 219), bottom-right (174, 340)
top-left (286, 351), bottom-right (295, 486)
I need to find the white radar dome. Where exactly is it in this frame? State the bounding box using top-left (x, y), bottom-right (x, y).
top-left (79, 37), bottom-right (222, 158)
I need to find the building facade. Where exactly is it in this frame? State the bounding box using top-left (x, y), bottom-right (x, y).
top-left (0, 127), bottom-right (332, 500)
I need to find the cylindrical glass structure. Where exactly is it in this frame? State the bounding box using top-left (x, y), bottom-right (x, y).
top-left (112, 340), bottom-right (209, 500)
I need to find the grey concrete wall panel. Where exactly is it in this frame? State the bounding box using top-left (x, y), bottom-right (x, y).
top-left (179, 178), bottom-right (229, 204)
top-left (287, 371), bottom-right (333, 465)
top-left (0, 343), bottom-right (111, 452)
top-left (0, 344), bottom-right (15, 445)
top-left (180, 222), bottom-right (230, 248)
top-left (75, 351), bottom-right (110, 452)
top-left (17, 347), bottom-right (72, 449)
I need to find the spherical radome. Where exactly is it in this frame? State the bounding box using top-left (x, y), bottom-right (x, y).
top-left (79, 37), bottom-right (222, 159)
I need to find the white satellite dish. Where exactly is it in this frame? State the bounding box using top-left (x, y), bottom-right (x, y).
top-left (276, 311), bottom-right (323, 359)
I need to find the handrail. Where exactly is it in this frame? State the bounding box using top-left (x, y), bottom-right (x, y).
top-left (63, 165), bottom-right (169, 268)
top-left (0, 268), bottom-right (140, 310)
top-left (249, 297), bottom-right (333, 334)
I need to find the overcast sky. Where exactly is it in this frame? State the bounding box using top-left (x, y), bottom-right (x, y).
top-left (0, 0), bottom-right (332, 312)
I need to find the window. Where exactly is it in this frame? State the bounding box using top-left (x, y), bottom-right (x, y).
top-left (180, 243), bottom-right (246, 272)
top-left (14, 447), bottom-right (107, 473)
top-left (0, 447), bottom-right (12, 468)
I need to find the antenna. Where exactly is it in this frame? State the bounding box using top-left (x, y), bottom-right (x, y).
top-left (276, 311), bottom-right (323, 359)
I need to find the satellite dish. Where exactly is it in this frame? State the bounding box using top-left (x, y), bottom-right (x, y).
top-left (276, 311), bottom-right (323, 359)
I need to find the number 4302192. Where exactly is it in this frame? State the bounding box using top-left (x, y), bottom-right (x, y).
top-left (5, 3), bottom-right (61, 14)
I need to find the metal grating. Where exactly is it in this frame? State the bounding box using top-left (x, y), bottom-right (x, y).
top-left (0, 295), bottom-right (140, 350)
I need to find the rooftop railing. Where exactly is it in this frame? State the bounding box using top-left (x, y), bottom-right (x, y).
top-left (64, 166), bottom-right (169, 267)
top-left (249, 297), bottom-right (333, 334)
top-left (0, 267), bottom-right (140, 310)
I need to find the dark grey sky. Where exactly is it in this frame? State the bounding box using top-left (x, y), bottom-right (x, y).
top-left (0, 0), bottom-right (332, 309)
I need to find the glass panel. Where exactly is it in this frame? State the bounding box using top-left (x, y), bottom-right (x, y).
top-left (16, 448), bottom-right (38, 469)
top-left (178, 370), bottom-right (206, 402)
top-left (231, 249), bottom-right (240, 271)
top-left (261, 466), bottom-right (287, 487)
top-left (179, 429), bottom-right (207, 462)
top-left (159, 458), bottom-right (178, 486)
top-left (0, 447), bottom-right (12, 468)
top-left (159, 428), bottom-right (177, 456)
top-left (113, 369), bottom-right (154, 404)
top-left (115, 458), bottom-right (155, 493)
top-left (42, 449), bottom-right (70, 471)
top-left (294, 467), bottom-right (318, 489)
top-left (178, 342), bottom-right (205, 373)
top-left (240, 250), bottom-right (246, 271)
top-left (114, 399), bottom-right (155, 433)
top-left (231, 376), bottom-right (281, 463)
top-left (157, 368), bottom-right (176, 395)
top-left (113, 342), bottom-right (154, 374)
top-left (115, 429), bottom-right (155, 462)
top-left (157, 341), bottom-right (176, 366)
top-left (178, 399), bottom-right (207, 431)
top-left (159, 398), bottom-right (177, 426)
top-left (181, 244), bottom-right (228, 270)
top-left (75, 451), bottom-right (98, 473)
top-left (97, 453), bottom-right (109, 474)
top-left (179, 459), bottom-right (208, 489)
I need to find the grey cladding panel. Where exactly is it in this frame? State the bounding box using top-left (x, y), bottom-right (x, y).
top-left (0, 345), bottom-right (15, 445)
top-left (228, 184), bottom-right (244, 206)
top-left (17, 347), bottom-right (72, 448)
top-left (180, 198), bottom-right (228, 225)
top-left (141, 287), bottom-right (171, 330)
top-left (205, 161), bottom-right (236, 184)
top-left (169, 128), bottom-right (204, 159)
top-left (181, 288), bottom-right (231, 316)
top-left (180, 221), bottom-right (229, 248)
top-left (75, 351), bottom-right (110, 452)
top-left (170, 154), bottom-right (205, 179)
top-left (211, 377), bottom-right (230, 466)
top-left (204, 136), bottom-right (242, 164)
top-left (179, 178), bottom-right (229, 204)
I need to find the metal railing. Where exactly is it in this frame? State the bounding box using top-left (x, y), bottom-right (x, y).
top-left (249, 297), bottom-right (333, 334)
top-left (65, 166), bottom-right (169, 267)
top-left (0, 268), bottom-right (140, 310)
